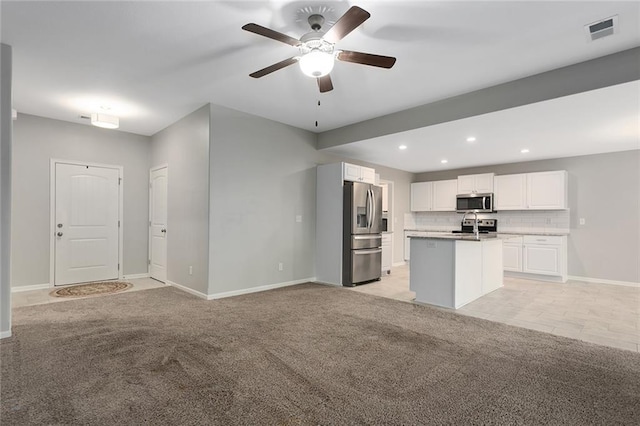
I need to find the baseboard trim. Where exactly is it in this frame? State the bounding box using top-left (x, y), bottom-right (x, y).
top-left (568, 275), bottom-right (640, 288)
top-left (11, 283), bottom-right (50, 293)
top-left (123, 273), bottom-right (150, 280)
top-left (207, 277), bottom-right (316, 300)
top-left (166, 280), bottom-right (209, 300)
top-left (392, 261), bottom-right (407, 267)
top-left (0, 330), bottom-right (12, 339)
top-left (505, 271), bottom-right (566, 283)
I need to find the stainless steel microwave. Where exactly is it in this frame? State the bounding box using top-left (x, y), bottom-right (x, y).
top-left (456, 193), bottom-right (494, 213)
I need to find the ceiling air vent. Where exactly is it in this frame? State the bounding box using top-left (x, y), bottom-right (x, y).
top-left (585, 15), bottom-right (618, 41)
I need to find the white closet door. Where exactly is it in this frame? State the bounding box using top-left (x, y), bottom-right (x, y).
top-left (149, 167), bottom-right (168, 282)
top-left (55, 163), bottom-right (119, 285)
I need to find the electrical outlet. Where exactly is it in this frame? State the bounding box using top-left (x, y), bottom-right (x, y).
top-left (579, 218), bottom-right (586, 225)
top-left (189, 265), bottom-right (193, 275)
top-left (295, 215), bottom-right (302, 223)
top-left (278, 262), bottom-right (283, 271)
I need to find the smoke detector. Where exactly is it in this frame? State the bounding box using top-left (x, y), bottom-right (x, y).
top-left (585, 15), bottom-right (618, 41)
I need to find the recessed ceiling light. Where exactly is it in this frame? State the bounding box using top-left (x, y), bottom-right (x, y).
top-left (521, 149), bottom-right (530, 153)
top-left (466, 136), bottom-right (476, 142)
top-left (398, 145), bottom-right (407, 150)
top-left (440, 159), bottom-right (448, 164)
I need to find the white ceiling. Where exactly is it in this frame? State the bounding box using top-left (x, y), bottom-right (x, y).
top-left (1, 1), bottom-right (639, 171)
top-left (323, 80), bottom-right (640, 173)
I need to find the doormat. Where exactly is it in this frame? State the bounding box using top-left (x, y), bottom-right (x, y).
top-left (50, 281), bottom-right (132, 298)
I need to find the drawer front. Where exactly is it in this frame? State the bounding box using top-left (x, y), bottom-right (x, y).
top-left (501, 236), bottom-right (523, 245)
top-left (523, 235), bottom-right (563, 245)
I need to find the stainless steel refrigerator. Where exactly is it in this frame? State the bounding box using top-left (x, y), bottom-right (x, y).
top-left (342, 181), bottom-right (382, 286)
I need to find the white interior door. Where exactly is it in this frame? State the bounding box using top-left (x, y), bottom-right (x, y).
top-left (55, 163), bottom-right (120, 286)
top-left (149, 166), bottom-right (167, 282)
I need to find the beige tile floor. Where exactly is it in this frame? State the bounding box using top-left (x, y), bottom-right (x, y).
top-left (11, 277), bottom-right (166, 308)
top-left (349, 264), bottom-right (640, 353)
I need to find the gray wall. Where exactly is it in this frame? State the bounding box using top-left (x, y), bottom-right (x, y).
top-left (207, 104), bottom-right (414, 295)
top-left (151, 105), bottom-right (210, 294)
top-left (11, 114), bottom-right (151, 287)
top-left (1, 43), bottom-right (13, 336)
top-left (414, 150), bottom-right (640, 283)
top-left (208, 104), bottom-right (318, 294)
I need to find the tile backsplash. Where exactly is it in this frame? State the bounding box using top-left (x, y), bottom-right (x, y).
top-left (404, 210), bottom-right (570, 234)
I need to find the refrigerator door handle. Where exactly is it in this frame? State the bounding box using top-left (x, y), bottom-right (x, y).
top-left (366, 188), bottom-right (372, 229)
top-left (371, 188), bottom-right (376, 231)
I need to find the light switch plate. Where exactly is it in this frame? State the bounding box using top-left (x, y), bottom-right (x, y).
top-left (295, 215), bottom-right (302, 223)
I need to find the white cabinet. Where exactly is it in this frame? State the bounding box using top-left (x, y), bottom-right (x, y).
top-left (457, 173), bottom-right (494, 194)
top-left (380, 183), bottom-right (389, 212)
top-left (494, 174), bottom-right (527, 210)
top-left (502, 236), bottom-right (523, 272)
top-left (382, 233), bottom-right (392, 273)
top-left (502, 234), bottom-right (567, 282)
top-left (411, 182), bottom-right (433, 212)
top-left (411, 179), bottom-right (457, 212)
top-left (432, 179), bottom-right (458, 211)
top-left (343, 162), bottom-right (375, 184)
top-left (527, 171), bottom-right (568, 210)
top-left (494, 171), bottom-right (567, 211)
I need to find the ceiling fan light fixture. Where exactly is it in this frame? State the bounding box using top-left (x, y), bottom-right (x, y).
top-left (90, 113), bottom-right (119, 129)
top-left (299, 50), bottom-right (334, 78)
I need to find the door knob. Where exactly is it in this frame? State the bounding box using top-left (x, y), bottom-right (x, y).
top-left (57, 232), bottom-right (63, 237)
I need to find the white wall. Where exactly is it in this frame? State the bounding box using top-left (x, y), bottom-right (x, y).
top-left (1, 43), bottom-right (13, 337)
top-left (151, 105), bottom-right (210, 294)
top-left (414, 150), bottom-right (640, 283)
top-left (11, 114), bottom-right (151, 287)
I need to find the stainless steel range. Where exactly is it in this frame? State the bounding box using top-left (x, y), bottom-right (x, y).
top-left (452, 218), bottom-right (498, 234)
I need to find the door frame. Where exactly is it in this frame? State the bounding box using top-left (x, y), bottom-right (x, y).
top-left (148, 164), bottom-right (168, 280)
top-left (49, 159), bottom-right (124, 287)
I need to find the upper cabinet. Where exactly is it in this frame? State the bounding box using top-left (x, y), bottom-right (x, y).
top-left (343, 162), bottom-right (375, 184)
top-left (527, 171), bottom-right (568, 210)
top-left (411, 179), bottom-right (457, 212)
top-left (495, 170), bottom-right (568, 210)
top-left (380, 182), bottom-right (389, 212)
top-left (432, 179), bottom-right (458, 211)
top-left (494, 173), bottom-right (527, 210)
top-left (457, 173), bottom-right (494, 194)
top-left (411, 182), bottom-right (433, 211)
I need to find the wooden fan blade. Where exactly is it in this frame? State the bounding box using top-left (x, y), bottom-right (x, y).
top-left (242, 23), bottom-right (301, 47)
top-left (317, 75), bottom-right (333, 93)
top-left (337, 50), bottom-right (396, 69)
top-left (249, 57), bottom-right (298, 78)
top-left (323, 6), bottom-right (370, 43)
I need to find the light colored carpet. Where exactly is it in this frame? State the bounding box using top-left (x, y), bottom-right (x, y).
top-left (1, 283), bottom-right (639, 424)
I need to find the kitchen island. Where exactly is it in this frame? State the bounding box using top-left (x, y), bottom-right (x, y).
top-left (409, 234), bottom-right (512, 309)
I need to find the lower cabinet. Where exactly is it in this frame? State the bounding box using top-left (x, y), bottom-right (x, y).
top-left (503, 237), bottom-right (523, 272)
top-left (502, 234), bottom-right (567, 282)
top-left (382, 233), bottom-right (392, 274)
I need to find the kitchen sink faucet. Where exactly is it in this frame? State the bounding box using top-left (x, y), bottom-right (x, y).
top-left (462, 211), bottom-right (479, 238)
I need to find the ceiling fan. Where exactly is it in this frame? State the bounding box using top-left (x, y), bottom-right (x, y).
top-left (242, 6), bottom-right (396, 93)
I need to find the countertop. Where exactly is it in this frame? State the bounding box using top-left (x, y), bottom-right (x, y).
top-left (408, 233), bottom-right (520, 242)
top-left (404, 228), bottom-right (569, 236)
